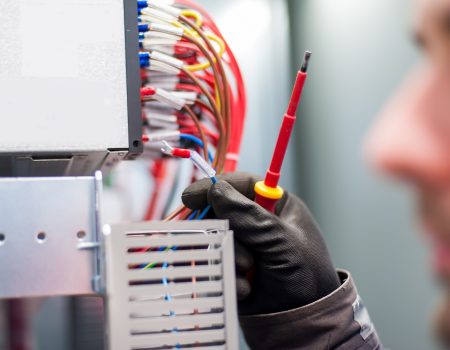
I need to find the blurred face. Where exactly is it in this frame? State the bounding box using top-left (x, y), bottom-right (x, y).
top-left (365, 0), bottom-right (450, 343)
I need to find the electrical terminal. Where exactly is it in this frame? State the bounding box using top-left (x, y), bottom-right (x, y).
top-left (140, 39), bottom-right (178, 52)
top-left (140, 38), bottom-right (178, 51)
top-left (144, 71), bottom-right (178, 82)
top-left (142, 130), bottom-right (180, 143)
top-left (138, 0), bottom-right (176, 9)
top-left (141, 86), bottom-right (186, 110)
top-left (140, 51), bottom-right (182, 73)
top-left (161, 141), bottom-right (216, 182)
top-left (146, 118), bottom-right (178, 130)
top-left (140, 86), bottom-right (156, 98)
top-left (149, 50), bottom-right (184, 69)
top-left (144, 77), bottom-right (179, 90)
top-left (145, 2), bottom-right (181, 18)
top-left (140, 31), bottom-right (177, 41)
top-left (140, 7), bottom-right (177, 23)
top-left (154, 88), bottom-right (185, 110)
top-left (149, 22), bottom-right (184, 38)
top-left (149, 60), bottom-right (180, 74)
top-left (145, 112), bottom-right (178, 124)
top-left (141, 42), bottom-right (176, 56)
top-left (145, 82), bottom-right (179, 92)
top-left (138, 23), bottom-right (150, 32)
top-left (170, 91), bottom-right (197, 105)
top-left (144, 110), bottom-right (179, 129)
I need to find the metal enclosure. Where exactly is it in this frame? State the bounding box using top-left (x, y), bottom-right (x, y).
top-left (0, 173), bottom-right (102, 298)
top-left (103, 220), bottom-right (239, 350)
top-left (0, 0), bottom-right (142, 177)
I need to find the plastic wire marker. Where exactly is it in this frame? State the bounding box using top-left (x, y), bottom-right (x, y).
top-left (254, 51), bottom-right (311, 213)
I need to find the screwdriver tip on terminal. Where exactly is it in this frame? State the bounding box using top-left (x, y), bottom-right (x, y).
top-left (300, 51), bottom-right (312, 73)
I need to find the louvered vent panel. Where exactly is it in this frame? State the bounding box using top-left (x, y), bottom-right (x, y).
top-left (104, 221), bottom-right (238, 350)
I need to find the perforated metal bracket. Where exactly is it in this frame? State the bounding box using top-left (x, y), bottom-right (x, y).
top-left (102, 220), bottom-right (239, 350)
top-left (0, 172), bottom-right (103, 298)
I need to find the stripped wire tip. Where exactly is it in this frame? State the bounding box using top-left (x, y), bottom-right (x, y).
top-left (300, 51), bottom-right (312, 73)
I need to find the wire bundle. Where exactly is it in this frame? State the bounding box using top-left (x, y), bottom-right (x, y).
top-left (138, 0), bottom-right (246, 220)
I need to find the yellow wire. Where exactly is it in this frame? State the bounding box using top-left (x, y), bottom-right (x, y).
top-left (186, 33), bottom-right (225, 72)
top-left (170, 21), bottom-right (225, 72)
top-left (143, 246), bottom-right (172, 270)
top-left (180, 9), bottom-right (203, 27)
top-left (169, 20), bottom-right (224, 107)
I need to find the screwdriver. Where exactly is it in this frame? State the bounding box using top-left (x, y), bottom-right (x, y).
top-left (254, 51), bottom-right (311, 212)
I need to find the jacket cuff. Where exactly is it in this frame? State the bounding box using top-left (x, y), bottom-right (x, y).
top-left (239, 270), bottom-right (381, 350)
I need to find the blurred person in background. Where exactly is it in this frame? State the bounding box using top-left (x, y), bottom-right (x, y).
top-left (182, 0), bottom-right (450, 348)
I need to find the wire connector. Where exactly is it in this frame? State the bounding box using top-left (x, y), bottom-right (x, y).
top-left (153, 88), bottom-right (186, 110)
top-left (149, 22), bottom-right (183, 38)
top-left (150, 50), bottom-right (184, 69)
top-left (161, 141), bottom-right (217, 182)
top-left (144, 131), bottom-right (180, 143)
top-left (146, 2), bottom-right (181, 18)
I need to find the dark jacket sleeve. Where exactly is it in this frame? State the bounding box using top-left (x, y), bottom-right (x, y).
top-left (239, 270), bottom-right (383, 350)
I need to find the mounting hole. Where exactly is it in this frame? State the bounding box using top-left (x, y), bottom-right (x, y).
top-left (77, 230), bottom-right (87, 241)
top-left (0, 233), bottom-right (5, 245)
top-left (36, 232), bottom-right (46, 243)
top-left (133, 140), bottom-right (140, 148)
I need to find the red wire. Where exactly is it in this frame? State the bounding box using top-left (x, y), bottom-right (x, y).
top-left (175, 0), bottom-right (247, 172)
top-left (142, 1), bottom-right (241, 220)
top-left (144, 160), bottom-right (166, 220)
top-left (175, 83), bottom-right (202, 94)
top-left (142, 1), bottom-right (248, 223)
top-left (180, 127), bottom-right (219, 144)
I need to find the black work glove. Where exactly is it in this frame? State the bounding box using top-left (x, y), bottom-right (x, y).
top-left (182, 172), bottom-right (340, 316)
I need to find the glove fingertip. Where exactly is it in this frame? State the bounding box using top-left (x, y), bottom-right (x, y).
top-left (207, 181), bottom-right (239, 207)
top-left (181, 178), bottom-right (213, 209)
top-left (236, 276), bottom-right (251, 301)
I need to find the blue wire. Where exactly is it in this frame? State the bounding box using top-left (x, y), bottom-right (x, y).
top-left (180, 134), bottom-right (214, 163)
top-left (187, 210), bottom-right (199, 220)
top-left (198, 205), bottom-right (211, 220)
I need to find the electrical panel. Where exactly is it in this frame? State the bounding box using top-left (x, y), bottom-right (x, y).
top-left (0, 0), bottom-right (142, 177)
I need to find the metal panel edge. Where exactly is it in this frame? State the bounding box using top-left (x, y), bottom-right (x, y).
top-left (222, 231), bottom-right (239, 349)
top-left (123, 0), bottom-right (143, 159)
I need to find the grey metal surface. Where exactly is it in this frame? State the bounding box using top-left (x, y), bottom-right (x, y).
top-left (0, 174), bottom-right (102, 298)
top-left (103, 220), bottom-right (239, 350)
top-left (123, 0), bottom-right (143, 159)
top-left (0, 150), bottom-right (129, 177)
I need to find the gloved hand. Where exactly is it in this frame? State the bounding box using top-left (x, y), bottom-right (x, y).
top-left (182, 172), bottom-right (340, 316)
